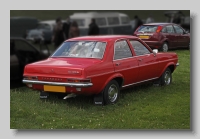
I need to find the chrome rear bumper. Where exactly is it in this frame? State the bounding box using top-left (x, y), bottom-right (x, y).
top-left (22, 79), bottom-right (93, 88)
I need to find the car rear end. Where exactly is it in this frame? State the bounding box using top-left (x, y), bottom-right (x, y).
top-left (22, 40), bottom-right (108, 96)
top-left (133, 24), bottom-right (165, 50)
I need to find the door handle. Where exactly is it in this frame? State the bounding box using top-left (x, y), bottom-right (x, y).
top-left (115, 63), bottom-right (120, 66)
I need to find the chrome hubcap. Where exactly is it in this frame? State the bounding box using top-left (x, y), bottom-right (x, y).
top-left (164, 71), bottom-right (171, 85)
top-left (108, 84), bottom-right (118, 103)
top-left (163, 44), bottom-right (168, 52)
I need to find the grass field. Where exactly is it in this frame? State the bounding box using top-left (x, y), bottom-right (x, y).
top-left (10, 49), bottom-right (190, 129)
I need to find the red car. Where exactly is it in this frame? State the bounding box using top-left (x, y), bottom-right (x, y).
top-left (133, 23), bottom-right (190, 52)
top-left (22, 35), bottom-right (179, 105)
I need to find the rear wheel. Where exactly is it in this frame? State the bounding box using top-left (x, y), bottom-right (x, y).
top-left (159, 68), bottom-right (172, 86)
top-left (103, 80), bottom-right (120, 105)
top-left (160, 42), bottom-right (169, 52)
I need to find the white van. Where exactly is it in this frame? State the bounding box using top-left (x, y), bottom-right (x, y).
top-left (69, 12), bottom-right (132, 36)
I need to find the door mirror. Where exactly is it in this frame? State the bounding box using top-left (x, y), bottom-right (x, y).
top-left (153, 49), bottom-right (158, 56)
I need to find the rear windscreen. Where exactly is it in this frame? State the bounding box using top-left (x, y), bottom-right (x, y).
top-left (137, 25), bottom-right (158, 33)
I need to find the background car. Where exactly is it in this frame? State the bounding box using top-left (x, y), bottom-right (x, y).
top-left (26, 20), bottom-right (57, 44)
top-left (133, 23), bottom-right (190, 52)
top-left (22, 35), bottom-right (179, 105)
top-left (10, 37), bottom-right (49, 81)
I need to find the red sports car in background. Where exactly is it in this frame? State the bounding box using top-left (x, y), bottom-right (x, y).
top-left (22, 35), bottom-right (179, 105)
top-left (133, 23), bottom-right (190, 52)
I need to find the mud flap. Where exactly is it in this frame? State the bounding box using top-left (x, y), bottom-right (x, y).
top-left (40, 91), bottom-right (49, 99)
top-left (93, 91), bottom-right (104, 105)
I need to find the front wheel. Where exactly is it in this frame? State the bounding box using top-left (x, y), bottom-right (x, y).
top-left (103, 80), bottom-right (120, 105)
top-left (160, 42), bottom-right (169, 52)
top-left (159, 68), bottom-right (172, 86)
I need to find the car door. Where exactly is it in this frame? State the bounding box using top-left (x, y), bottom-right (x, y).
top-left (164, 25), bottom-right (178, 48)
top-left (113, 40), bottom-right (139, 85)
top-left (173, 25), bottom-right (189, 47)
top-left (129, 40), bottom-right (159, 82)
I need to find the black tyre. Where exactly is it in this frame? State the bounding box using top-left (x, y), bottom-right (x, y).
top-left (159, 68), bottom-right (172, 86)
top-left (103, 80), bottom-right (120, 105)
top-left (160, 42), bottom-right (169, 52)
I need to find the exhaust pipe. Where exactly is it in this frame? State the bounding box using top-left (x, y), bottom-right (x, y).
top-left (63, 93), bottom-right (76, 99)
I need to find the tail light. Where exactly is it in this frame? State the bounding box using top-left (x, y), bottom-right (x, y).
top-left (24, 76), bottom-right (38, 88)
top-left (156, 26), bottom-right (163, 33)
top-left (67, 78), bottom-right (91, 83)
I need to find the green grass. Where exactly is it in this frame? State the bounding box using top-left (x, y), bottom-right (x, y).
top-left (10, 50), bottom-right (190, 129)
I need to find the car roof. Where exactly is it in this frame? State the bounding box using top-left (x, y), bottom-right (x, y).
top-left (66, 35), bottom-right (139, 42)
top-left (70, 12), bottom-right (126, 18)
top-left (142, 22), bottom-right (175, 26)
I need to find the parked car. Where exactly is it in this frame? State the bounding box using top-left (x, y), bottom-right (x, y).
top-left (22, 35), bottom-right (179, 105)
top-left (133, 23), bottom-right (190, 52)
top-left (26, 20), bottom-right (58, 44)
top-left (10, 37), bottom-right (49, 81)
top-left (70, 12), bottom-right (132, 36)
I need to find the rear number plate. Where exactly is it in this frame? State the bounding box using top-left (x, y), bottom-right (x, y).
top-left (44, 85), bottom-right (66, 93)
top-left (139, 35), bottom-right (149, 39)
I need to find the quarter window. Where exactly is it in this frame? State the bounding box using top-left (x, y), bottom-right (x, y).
top-left (130, 40), bottom-right (150, 56)
top-left (161, 27), bottom-right (167, 33)
top-left (114, 40), bottom-right (132, 60)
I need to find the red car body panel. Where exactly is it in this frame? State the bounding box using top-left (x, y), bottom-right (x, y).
top-left (23, 35), bottom-right (179, 95)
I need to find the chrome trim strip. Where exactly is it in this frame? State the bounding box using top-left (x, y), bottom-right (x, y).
top-left (122, 77), bottom-right (158, 88)
top-left (22, 79), bottom-right (93, 88)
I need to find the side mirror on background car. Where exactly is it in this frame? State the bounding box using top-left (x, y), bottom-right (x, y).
top-left (153, 49), bottom-right (158, 56)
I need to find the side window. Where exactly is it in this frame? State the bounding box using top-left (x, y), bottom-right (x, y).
top-left (95, 18), bottom-right (107, 26)
top-left (107, 17), bottom-right (120, 25)
top-left (166, 25), bottom-right (175, 33)
top-left (130, 40), bottom-right (150, 56)
top-left (173, 25), bottom-right (184, 34)
top-left (114, 40), bottom-right (132, 60)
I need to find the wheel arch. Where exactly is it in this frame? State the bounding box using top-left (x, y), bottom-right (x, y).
top-left (99, 73), bottom-right (124, 93)
top-left (159, 63), bottom-right (175, 77)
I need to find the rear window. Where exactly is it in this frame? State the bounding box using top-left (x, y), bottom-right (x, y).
top-left (137, 25), bottom-right (158, 33)
top-left (51, 41), bottom-right (107, 59)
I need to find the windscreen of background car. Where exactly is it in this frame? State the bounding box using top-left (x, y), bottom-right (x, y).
top-left (137, 25), bottom-right (158, 33)
top-left (51, 41), bottom-right (106, 59)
